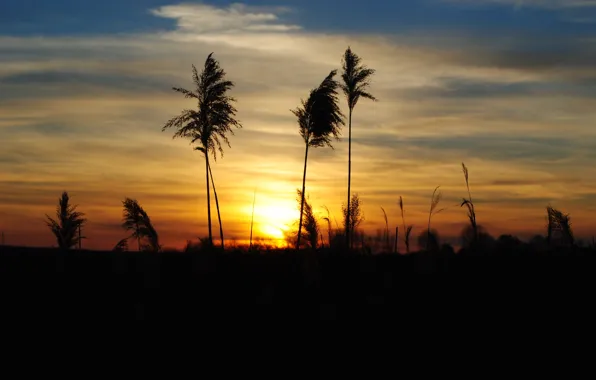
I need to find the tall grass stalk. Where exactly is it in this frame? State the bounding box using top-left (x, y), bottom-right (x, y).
top-left (341, 47), bottom-right (377, 252)
top-left (427, 186), bottom-right (445, 251)
top-left (461, 163), bottom-right (477, 244)
top-left (399, 196), bottom-right (413, 253)
top-left (208, 163), bottom-right (224, 249)
top-left (249, 188), bottom-right (257, 250)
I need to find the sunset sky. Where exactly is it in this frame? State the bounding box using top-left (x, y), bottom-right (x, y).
top-left (2, 0), bottom-right (596, 250)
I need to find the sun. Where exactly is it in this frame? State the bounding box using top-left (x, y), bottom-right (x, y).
top-left (261, 224), bottom-right (285, 240)
top-left (239, 183), bottom-right (303, 246)
top-left (253, 200), bottom-right (299, 243)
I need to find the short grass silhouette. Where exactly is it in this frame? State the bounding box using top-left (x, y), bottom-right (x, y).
top-left (45, 191), bottom-right (86, 250)
top-left (343, 193), bottom-right (364, 251)
top-left (286, 189), bottom-right (321, 250)
top-left (121, 198), bottom-right (160, 252)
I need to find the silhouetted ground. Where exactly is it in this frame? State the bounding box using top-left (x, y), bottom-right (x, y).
top-left (1, 245), bottom-right (595, 326)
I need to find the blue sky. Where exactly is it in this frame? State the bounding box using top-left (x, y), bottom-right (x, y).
top-left (2, 0), bottom-right (596, 36)
top-left (2, 0), bottom-right (596, 249)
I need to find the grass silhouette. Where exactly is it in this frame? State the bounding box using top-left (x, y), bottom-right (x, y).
top-left (286, 189), bottom-right (320, 250)
top-left (121, 198), bottom-right (160, 252)
top-left (547, 206), bottom-right (574, 247)
top-left (45, 191), bottom-right (86, 250)
top-left (381, 207), bottom-right (390, 252)
top-left (461, 163), bottom-right (478, 245)
top-left (343, 193), bottom-right (364, 251)
top-left (426, 186), bottom-right (445, 251)
top-left (208, 161), bottom-right (224, 249)
top-left (162, 53), bottom-right (242, 247)
top-left (341, 47), bottom-right (377, 251)
top-left (112, 238), bottom-right (128, 252)
top-left (399, 196), bottom-right (414, 254)
top-left (292, 70), bottom-right (344, 250)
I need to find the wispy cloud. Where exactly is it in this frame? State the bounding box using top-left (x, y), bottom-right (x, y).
top-left (150, 3), bottom-right (301, 34)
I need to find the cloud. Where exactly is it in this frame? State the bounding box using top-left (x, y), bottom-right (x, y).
top-left (150, 3), bottom-right (301, 34)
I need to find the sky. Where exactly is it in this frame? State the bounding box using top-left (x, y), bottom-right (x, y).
top-left (2, 0), bottom-right (596, 250)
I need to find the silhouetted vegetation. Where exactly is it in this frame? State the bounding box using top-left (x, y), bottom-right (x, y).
top-left (121, 198), bottom-right (160, 252)
top-left (208, 162), bottom-right (225, 249)
top-left (287, 190), bottom-right (321, 250)
top-left (249, 188), bottom-right (257, 251)
top-left (380, 207), bottom-right (391, 252)
top-left (162, 53), bottom-right (241, 247)
top-left (45, 191), bottom-right (86, 250)
top-left (418, 229), bottom-right (440, 252)
top-left (343, 193), bottom-right (364, 250)
top-left (547, 206), bottom-right (574, 247)
top-left (321, 206), bottom-right (336, 249)
top-left (426, 186), bottom-right (445, 251)
top-left (460, 162), bottom-right (478, 245)
top-left (3, 243), bottom-right (596, 325)
top-left (461, 224), bottom-right (495, 253)
top-left (399, 196), bottom-right (414, 253)
top-left (341, 47), bottom-right (377, 251)
top-left (112, 238), bottom-right (128, 252)
top-left (293, 70), bottom-right (344, 249)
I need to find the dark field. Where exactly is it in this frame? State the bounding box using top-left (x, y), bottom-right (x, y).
top-left (2, 245), bottom-right (595, 325)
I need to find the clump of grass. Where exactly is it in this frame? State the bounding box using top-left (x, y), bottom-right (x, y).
top-left (112, 238), bottom-right (129, 252)
top-left (287, 189), bottom-right (320, 250)
top-left (460, 162), bottom-right (478, 244)
top-left (399, 196), bottom-right (414, 253)
top-left (122, 198), bottom-right (160, 252)
top-left (546, 206), bottom-right (574, 247)
top-left (45, 191), bottom-right (87, 250)
top-left (343, 193), bottom-right (364, 250)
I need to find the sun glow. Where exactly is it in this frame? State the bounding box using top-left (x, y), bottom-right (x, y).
top-left (251, 200), bottom-right (299, 243)
top-left (261, 224), bottom-right (286, 240)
